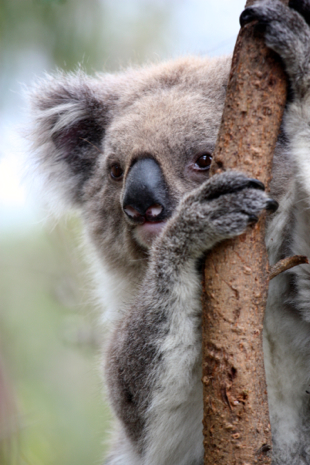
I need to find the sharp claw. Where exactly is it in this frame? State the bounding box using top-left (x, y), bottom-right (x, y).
top-left (248, 179), bottom-right (265, 191)
top-left (266, 199), bottom-right (279, 213)
top-left (248, 214), bottom-right (259, 224)
top-left (239, 8), bottom-right (256, 27)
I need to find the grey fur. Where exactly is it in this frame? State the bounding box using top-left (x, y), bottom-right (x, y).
top-left (26, 1), bottom-right (310, 463)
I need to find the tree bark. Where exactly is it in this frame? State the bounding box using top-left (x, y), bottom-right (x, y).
top-left (202, 1), bottom-right (288, 464)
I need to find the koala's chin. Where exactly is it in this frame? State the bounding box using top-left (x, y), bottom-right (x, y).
top-left (133, 220), bottom-right (167, 248)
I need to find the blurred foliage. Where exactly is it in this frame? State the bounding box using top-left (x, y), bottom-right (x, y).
top-left (0, 0), bottom-right (174, 73)
top-left (0, 218), bottom-right (111, 465)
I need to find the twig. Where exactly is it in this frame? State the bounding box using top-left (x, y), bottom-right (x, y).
top-left (269, 255), bottom-right (309, 280)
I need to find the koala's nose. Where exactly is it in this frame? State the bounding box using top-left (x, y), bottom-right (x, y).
top-left (122, 158), bottom-right (169, 223)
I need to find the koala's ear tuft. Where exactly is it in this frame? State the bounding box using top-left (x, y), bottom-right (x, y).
top-left (27, 72), bottom-right (118, 212)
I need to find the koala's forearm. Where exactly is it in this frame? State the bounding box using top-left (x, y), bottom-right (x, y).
top-left (106, 247), bottom-right (203, 450)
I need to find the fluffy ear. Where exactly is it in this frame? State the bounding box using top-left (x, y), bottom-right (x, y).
top-left (26, 72), bottom-right (118, 212)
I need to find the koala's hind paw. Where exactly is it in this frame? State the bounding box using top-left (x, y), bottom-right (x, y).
top-left (240, 0), bottom-right (310, 99)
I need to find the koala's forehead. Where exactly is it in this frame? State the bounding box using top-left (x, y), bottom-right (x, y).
top-left (102, 56), bottom-right (230, 166)
top-left (106, 93), bottom-right (218, 155)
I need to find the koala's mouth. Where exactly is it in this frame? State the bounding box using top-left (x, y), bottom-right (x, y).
top-left (134, 220), bottom-right (167, 248)
top-left (123, 203), bottom-right (170, 247)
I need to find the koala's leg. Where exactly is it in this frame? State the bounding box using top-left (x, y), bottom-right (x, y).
top-left (241, 2), bottom-right (310, 463)
top-left (105, 172), bottom-right (273, 465)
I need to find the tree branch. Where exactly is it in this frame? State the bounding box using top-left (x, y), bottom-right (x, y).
top-left (269, 255), bottom-right (309, 280)
top-left (202, 1), bottom-right (288, 463)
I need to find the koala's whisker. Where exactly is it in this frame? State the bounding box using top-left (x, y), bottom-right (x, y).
top-left (79, 137), bottom-right (101, 153)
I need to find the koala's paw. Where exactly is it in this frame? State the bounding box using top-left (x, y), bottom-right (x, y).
top-left (175, 172), bottom-right (277, 255)
top-left (240, 0), bottom-right (310, 99)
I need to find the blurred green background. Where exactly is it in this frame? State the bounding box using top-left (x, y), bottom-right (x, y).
top-left (0, 0), bottom-right (244, 464)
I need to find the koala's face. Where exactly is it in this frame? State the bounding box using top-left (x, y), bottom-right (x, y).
top-left (29, 56), bottom-right (230, 270)
top-left (97, 91), bottom-right (221, 249)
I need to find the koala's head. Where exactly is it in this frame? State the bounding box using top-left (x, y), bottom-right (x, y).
top-left (28, 56), bottom-right (230, 271)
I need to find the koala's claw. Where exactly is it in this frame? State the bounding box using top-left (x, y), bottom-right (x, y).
top-left (240, 1), bottom-right (288, 30)
top-left (200, 172), bottom-right (266, 202)
top-left (266, 198), bottom-right (279, 213)
top-left (239, 7), bottom-right (266, 28)
top-left (248, 214), bottom-right (259, 225)
top-left (247, 178), bottom-right (265, 191)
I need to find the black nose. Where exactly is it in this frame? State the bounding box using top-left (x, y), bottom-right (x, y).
top-left (122, 158), bottom-right (170, 223)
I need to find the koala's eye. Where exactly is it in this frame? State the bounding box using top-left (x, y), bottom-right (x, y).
top-left (110, 164), bottom-right (123, 180)
top-left (194, 153), bottom-right (213, 170)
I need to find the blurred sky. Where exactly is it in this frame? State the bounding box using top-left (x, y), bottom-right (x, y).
top-left (0, 0), bottom-right (245, 231)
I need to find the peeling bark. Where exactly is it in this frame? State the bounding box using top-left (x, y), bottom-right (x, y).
top-left (202, 1), bottom-right (288, 464)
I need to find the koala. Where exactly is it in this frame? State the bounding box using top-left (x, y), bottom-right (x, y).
top-left (26, 0), bottom-right (310, 463)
